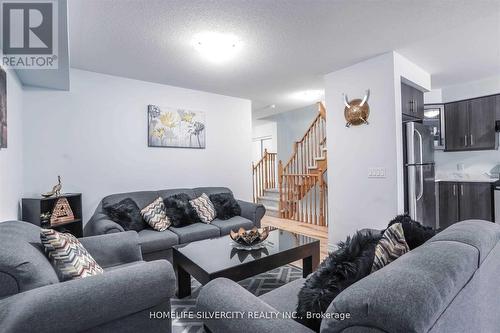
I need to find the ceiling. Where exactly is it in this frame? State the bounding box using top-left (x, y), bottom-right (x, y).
top-left (68, 0), bottom-right (500, 118)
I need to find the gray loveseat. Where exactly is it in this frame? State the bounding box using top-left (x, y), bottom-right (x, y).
top-left (84, 187), bottom-right (265, 261)
top-left (197, 220), bottom-right (500, 333)
top-left (0, 220), bottom-right (176, 333)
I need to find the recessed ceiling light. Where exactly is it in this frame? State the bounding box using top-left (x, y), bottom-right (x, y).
top-left (191, 31), bottom-right (242, 64)
top-left (290, 89), bottom-right (325, 102)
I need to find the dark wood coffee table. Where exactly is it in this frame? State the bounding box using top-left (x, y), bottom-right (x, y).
top-left (172, 228), bottom-right (320, 298)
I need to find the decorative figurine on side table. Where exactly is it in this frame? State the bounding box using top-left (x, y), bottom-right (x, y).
top-left (42, 175), bottom-right (62, 198)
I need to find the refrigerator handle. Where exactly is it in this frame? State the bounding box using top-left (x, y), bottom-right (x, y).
top-left (414, 128), bottom-right (424, 165)
top-left (417, 166), bottom-right (424, 201)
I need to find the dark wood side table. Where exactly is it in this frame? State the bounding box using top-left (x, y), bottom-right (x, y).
top-left (173, 228), bottom-right (320, 298)
top-left (22, 193), bottom-right (83, 237)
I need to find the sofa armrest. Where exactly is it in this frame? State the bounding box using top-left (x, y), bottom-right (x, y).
top-left (79, 231), bottom-right (143, 268)
top-left (0, 260), bottom-right (176, 333)
top-left (237, 200), bottom-right (265, 227)
top-left (197, 278), bottom-right (313, 333)
top-left (84, 212), bottom-right (125, 236)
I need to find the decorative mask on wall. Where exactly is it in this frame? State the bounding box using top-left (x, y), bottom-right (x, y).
top-left (343, 89), bottom-right (370, 127)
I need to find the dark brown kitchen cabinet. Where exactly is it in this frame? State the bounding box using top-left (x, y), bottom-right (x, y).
top-left (439, 182), bottom-right (460, 229)
top-left (438, 182), bottom-right (493, 229)
top-left (444, 95), bottom-right (498, 151)
top-left (402, 82), bottom-right (424, 120)
top-left (458, 182), bottom-right (493, 221)
top-left (444, 102), bottom-right (469, 151)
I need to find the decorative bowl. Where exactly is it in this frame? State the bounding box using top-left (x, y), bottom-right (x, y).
top-left (230, 227), bottom-right (269, 249)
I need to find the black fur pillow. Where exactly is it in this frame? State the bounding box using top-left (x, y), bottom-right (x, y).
top-left (386, 214), bottom-right (437, 250)
top-left (163, 193), bottom-right (201, 227)
top-left (103, 198), bottom-right (147, 232)
top-left (209, 193), bottom-right (241, 220)
top-left (296, 231), bottom-right (382, 332)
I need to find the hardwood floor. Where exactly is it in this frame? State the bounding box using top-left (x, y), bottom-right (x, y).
top-left (261, 215), bottom-right (329, 267)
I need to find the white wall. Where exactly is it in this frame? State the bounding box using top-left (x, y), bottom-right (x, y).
top-left (252, 119), bottom-right (277, 159)
top-left (266, 104), bottom-right (318, 161)
top-left (441, 75), bottom-right (500, 103)
top-left (0, 69), bottom-right (24, 220)
top-left (325, 52), bottom-right (431, 246)
top-left (424, 89), bottom-right (442, 104)
top-left (23, 69), bottom-right (252, 223)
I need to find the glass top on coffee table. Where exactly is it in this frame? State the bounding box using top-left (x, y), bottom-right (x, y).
top-left (173, 228), bottom-right (320, 298)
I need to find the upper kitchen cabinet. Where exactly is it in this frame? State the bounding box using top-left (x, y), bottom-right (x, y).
top-left (445, 101), bottom-right (469, 150)
top-left (444, 94), bottom-right (498, 151)
top-left (402, 82), bottom-right (424, 120)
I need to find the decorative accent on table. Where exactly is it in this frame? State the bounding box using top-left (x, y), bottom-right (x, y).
top-left (230, 246), bottom-right (269, 261)
top-left (22, 193), bottom-right (83, 237)
top-left (230, 227), bottom-right (270, 250)
top-left (0, 66), bottom-right (6, 149)
top-left (40, 212), bottom-right (52, 227)
top-left (42, 175), bottom-right (62, 198)
top-left (342, 89), bottom-right (370, 127)
top-left (50, 197), bottom-right (75, 226)
top-left (148, 105), bottom-right (206, 148)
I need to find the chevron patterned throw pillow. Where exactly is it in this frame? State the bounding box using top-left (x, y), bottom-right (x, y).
top-left (189, 193), bottom-right (216, 223)
top-left (371, 222), bottom-right (410, 273)
top-left (141, 197), bottom-right (171, 231)
top-left (40, 229), bottom-right (104, 281)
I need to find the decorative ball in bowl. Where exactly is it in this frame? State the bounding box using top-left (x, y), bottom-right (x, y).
top-left (230, 227), bottom-right (269, 249)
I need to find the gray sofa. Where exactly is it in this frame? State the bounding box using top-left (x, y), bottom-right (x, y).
top-left (197, 220), bottom-right (500, 333)
top-left (0, 220), bottom-right (176, 333)
top-left (84, 187), bottom-right (265, 261)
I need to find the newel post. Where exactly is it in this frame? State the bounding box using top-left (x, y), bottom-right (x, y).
top-left (278, 160), bottom-right (283, 217)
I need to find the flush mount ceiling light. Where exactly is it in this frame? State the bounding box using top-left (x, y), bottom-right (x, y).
top-left (290, 89), bottom-right (325, 102)
top-left (191, 31), bottom-right (242, 64)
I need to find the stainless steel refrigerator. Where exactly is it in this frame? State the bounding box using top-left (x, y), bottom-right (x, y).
top-left (405, 122), bottom-right (436, 227)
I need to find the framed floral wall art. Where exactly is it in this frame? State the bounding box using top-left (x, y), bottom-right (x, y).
top-left (148, 105), bottom-right (206, 149)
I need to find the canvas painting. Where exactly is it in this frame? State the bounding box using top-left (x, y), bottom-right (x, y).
top-left (0, 67), bottom-right (6, 149)
top-left (148, 105), bottom-right (206, 148)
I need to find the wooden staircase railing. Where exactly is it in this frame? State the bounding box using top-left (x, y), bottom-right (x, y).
top-left (278, 102), bottom-right (327, 225)
top-left (282, 103), bottom-right (327, 177)
top-left (278, 173), bottom-right (327, 226)
top-left (252, 149), bottom-right (277, 202)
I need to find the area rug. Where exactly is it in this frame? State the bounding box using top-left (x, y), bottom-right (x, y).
top-left (171, 264), bottom-right (302, 333)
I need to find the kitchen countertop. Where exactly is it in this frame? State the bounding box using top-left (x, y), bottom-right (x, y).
top-left (435, 173), bottom-right (499, 183)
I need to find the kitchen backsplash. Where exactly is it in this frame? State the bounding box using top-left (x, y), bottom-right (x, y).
top-left (435, 149), bottom-right (500, 176)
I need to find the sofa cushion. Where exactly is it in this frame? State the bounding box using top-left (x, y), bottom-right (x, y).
top-left (321, 238), bottom-right (479, 333)
top-left (189, 193), bottom-right (217, 223)
top-left (209, 192), bottom-right (241, 220)
top-left (103, 198), bottom-right (147, 232)
top-left (40, 229), bottom-right (103, 281)
top-left (157, 188), bottom-right (197, 200)
top-left (211, 216), bottom-right (254, 235)
top-left (427, 220), bottom-right (500, 264)
top-left (138, 229), bottom-right (179, 254)
top-left (0, 221), bottom-right (59, 297)
top-left (371, 222), bottom-right (409, 273)
top-left (297, 230), bottom-right (381, 332)
top-left (102, 191), bottom-right (159, 211)
top-left (169, 223), bottom-right (220, 244)
top-left (103, 261), bottom-right (145, 272)
top-left (193, 187), bottom-right (232, 197)
top-left (259, 277), bottom-right (305, 313)
top-left (385, 214), bottom-right (437, 250)
top-left (163, 193), bottom-right (201, 227)
top-left (140, 197), bottom-right (170, 231)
